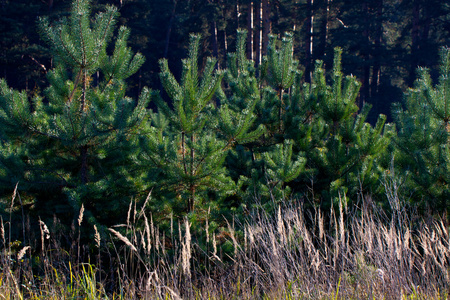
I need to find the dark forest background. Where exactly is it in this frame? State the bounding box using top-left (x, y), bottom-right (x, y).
top-left (2, 0), bottom-right (449, 123)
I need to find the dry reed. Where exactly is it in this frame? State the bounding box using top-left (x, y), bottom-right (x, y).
top-left (108, 227), bottom-right (138, 253)
top-left (1, 190), bottom-right (450, 299)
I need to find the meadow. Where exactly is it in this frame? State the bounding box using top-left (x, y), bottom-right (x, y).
top-left (1, 186), bottom-right (449, 299)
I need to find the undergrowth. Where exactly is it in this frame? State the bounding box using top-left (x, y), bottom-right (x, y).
top-left (0, 186), bottom-right (449, 299)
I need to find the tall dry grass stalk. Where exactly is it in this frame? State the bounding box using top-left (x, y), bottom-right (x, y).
top-left (94, 225), bottom-right (101, 248)
top-left (39, 218), bottom-right (50, 253)
top-left (10, 182), bottom-right (18, 209)
top-left (126, 198), bottom-right (133, 227)
top-left (17, 246), bottom-right (30, 260)
top-left (143, 213), bottom-right (151, 255)
top-left (78, 204), bottom-right (84, 227)
top-left (2, 184), bottom-right (450, 299)
top-left (181, 218), bottom-right (191, 277)
top-left (108, 228), bottom-right (138, 253)
top-left (193, 195), bottom-right (447, 299)
top-left (206, 207), bottom-right (210, 244)
top-left (0, 215), bottom-right (4, 246)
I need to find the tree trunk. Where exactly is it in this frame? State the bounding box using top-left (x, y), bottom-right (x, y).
top-left (421, 6), bottom-right (430, 43)
top-left (80, 145), bottom-right (89, 184)
top-left (360, 1), bottom-right (370, 106)
top-left (292, 0), bottom-right (299, 33)
top-left (420, 1), bottom-right (430, 66)
top-left (409, 0), bottom-right (420, 86)
top-left (224, 28), bottom-right (228, 55)
top-left (305, 0), bottom-right (314, 83)
top-left (212, 21), bottom-right (219, 62)
top-left (247, 1), bottom-right (254, 60)
top-left (189, 134), bottom-right (195, 212)
top-left (262, 0), bottom-right (270, 56)
top-left (81, 69), bottom-right (87, 112)
top-left (371, 0), bottom-right (383, 108)
top-left (254, 0), bottom-right (262, 67)
top-left (318, 0), bottom-right (330, 64)
top-left (208, 0), bottom-right (219, 65)
top-left (222, 2), bottom-right (228, 56)
top-left (164, 0), bottom-right (178, 59)
top-left (236, 0), bottom-right (241, 28)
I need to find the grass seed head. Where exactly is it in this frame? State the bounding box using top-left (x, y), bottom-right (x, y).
top-left (94, 225), bottom-right (101, 248)
top-left (0, 216), bottom-right (4, 245)
top-left (78, 204), bottom-right (84, 227)
top-left (319, 209), bottom-right (324, 241)
top-left (143, 213), bottom-right (151, 255)
top-left (108, 228), bottom-right (137, 252)
top-left (10, 182), bottom-right (18, 209)
top-left (182, 218), bottom-right (191, 277)
top-left (17, 246), bottom-right (31, 260)
top-left (39, 220), bottom-right (50, 240)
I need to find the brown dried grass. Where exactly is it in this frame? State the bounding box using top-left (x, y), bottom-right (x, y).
top-left (1, 192), bottom-right (449, 299)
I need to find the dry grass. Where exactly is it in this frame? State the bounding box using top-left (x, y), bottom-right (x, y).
top-left (0, 192), bottom-right (449, 299)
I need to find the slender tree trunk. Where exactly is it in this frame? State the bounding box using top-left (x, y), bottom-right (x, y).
top-left (290, 1), bottom-right (298, 59)
top-left (278, 87), bottom-right (284, 133)
top-left (371, 0), bottom-right (383, 109)
top-left (247, 0), bottom-right (254, 60)
top-left (189, 134), bottom-right (195, 212)
top-left (409, 0), bottom-right (420, 86)
top-left (224, 29), bottom-right (228, 55)
top-left (222, 2), bottom-right (228, 56)
top-left (305, 0), bottom-right (314, 83)
top-left (80, 145), bottom-right (89, 184)
top-left (421, 7), bottom-right (430, 43)
top-left (318, 0), bottom-right (330, 64)
top-left (236, 0), bottom-right (241, 28)
top-left (209, 1), bottom-right (219, 65)
top-left (81, 69), bottom-right (87, 112)
top-left (254, 0), bottom-right (262, 67)
top-left (273, 0), bottom-right (279, 30)
top-left (164, 0), bottom-right (178, 59)
top-left (138, 69), bottom-right (142, 91)
top-left (79, 67), bottom-right (89, 187)
top-left (212, 21), bottom-right (219, 61)
top-left (420, 2), bottom-right (430, 65)
top-left (181, 131), bottom-right (188, 176)
top-left (262, 0), bottom-right (270, 56)
top-left (360, 1), bottom-right (370, 106)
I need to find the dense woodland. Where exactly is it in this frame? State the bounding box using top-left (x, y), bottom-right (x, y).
top-left (2, 0), bottom-right (450, 121)
top-left (1, 1), bottom-right (450, 298)
top-left (0, 0), bottom-right (450, 241)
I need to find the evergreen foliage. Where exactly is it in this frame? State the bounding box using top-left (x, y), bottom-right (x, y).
top-left (1, 0), bottom-right (449, 230)
top-left (220, 30), bottom-right (305, 206)
top-left (304, 49), bottom-right (391, 205)
top-left (393, 47), bottom-right (450, 214)
top-left (0, 0), bottom-right (150, 224)
top-left (140, 33), bottom-right (263, 216)
top-left (219, 31), bottom-right (391, 211)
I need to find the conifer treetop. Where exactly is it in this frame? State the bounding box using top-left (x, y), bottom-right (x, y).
top-left (39, 0), bottom-right (119, 72)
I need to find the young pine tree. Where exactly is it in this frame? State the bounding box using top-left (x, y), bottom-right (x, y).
top-left (304, 48), bottom-right (391, 207)
top-left (223, 33), bottom-right (390, 210)
top-left (140, 35), bottom-right (226, 216)
top-left (393, 47), bottom-right (450, 217)
top-left (222, 30), bottom-right (307, 206)
top-left (0, 0), bottom-right (150, 224)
